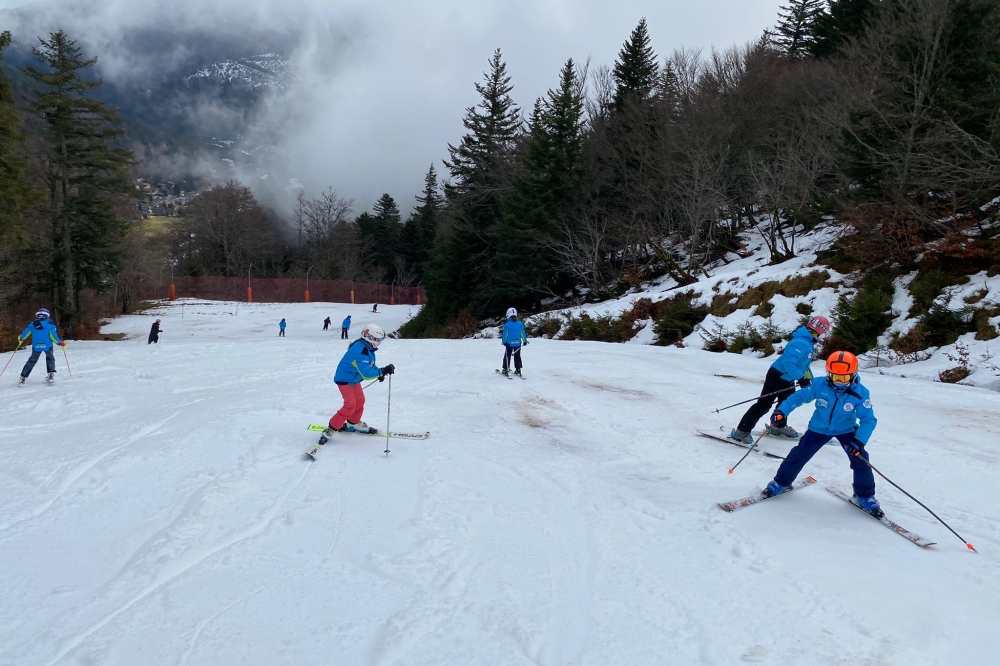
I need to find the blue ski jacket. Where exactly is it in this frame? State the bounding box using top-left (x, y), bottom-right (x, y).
top-left (770, 326), bottom-right (817, 382)
top-left (19, 318), bottom-right (64, 352)
top-left (342, 316), bottom-right (351, 330)
top-left (334, 339), bottom-right (382, 385)
top-left (279, 319), bottom-right (286, 330)
top-left (502, 319), bottom-right (527, 347)
top-left (776, 377), bottom-right (877, 443)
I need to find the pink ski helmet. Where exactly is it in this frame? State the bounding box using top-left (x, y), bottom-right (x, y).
top-left (806, 315), bottom-right (831, 337)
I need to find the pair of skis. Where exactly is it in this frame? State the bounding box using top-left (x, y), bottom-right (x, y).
top-left (304, 424), bottom-right (430, 460)
top-left (717, 476), bottom-right (936, 548)
top-left (495, 369), bottom-right (525, 380)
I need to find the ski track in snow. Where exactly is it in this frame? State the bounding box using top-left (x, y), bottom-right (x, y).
top-left (0, 300), bottom-right (997, 665)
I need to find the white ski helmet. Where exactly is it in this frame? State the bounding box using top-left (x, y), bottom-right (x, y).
top-left (506, 307), bottom-right (517, 319)
top-left (35, 308), bottom-right (50, 320)
top-left (362, 323), bottom-right (386, 348)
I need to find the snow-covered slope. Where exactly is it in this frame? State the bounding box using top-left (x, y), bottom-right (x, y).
top-left (1, 299), bottom-right (997, 665)
top-left (524, 224), bottom-right (1000, 391)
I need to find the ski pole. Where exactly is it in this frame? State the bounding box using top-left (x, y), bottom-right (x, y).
top-left (62, 345), bottom-right (73, 378)
top-left (728, 428), bottom-right (770, 475)
top-left (849, 451), bottom-right (976, 552)
top-left (1, 340), bottom-right (23, 378)
top-left (714, 388), bottom-right (795, 413)
top-left (384, 374), bottom-right (392, 457)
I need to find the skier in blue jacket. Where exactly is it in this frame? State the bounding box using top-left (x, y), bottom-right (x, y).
top-left (501, 307), bottom-right (527, 377)
top-left (341, 315), bottom-right (351, 340)
top-left (316, 323), bottom-right (395, 447)
top-left (17, 308), bottom-right (65, 385)
top-left (762, 350), bottom-right (883, 518)
top-left (279, 318), bottom-right (287, 337)
top-left (730, 315), bottom-right (830, 444)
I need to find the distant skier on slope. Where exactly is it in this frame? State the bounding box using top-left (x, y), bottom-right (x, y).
top-left (341, 315), bottom-right (351, 340)
top-left (148, 319), bottom-right (162, 344)
top-left (323, 316), bottom-right (332, 331)
top-left (17, 308), bottom-right (65, 385)
top-left (500, 307), bottom-right (527, 377)
top-left (279, 318), bottom-right (287, 337)
top-left (316, 323), bottom-right (395, 447)
top-left (760, 350), bottom-right (883, 518)
top-left (729, 315), bottom-right (830, 444)
top-left (372, 303), bottom-right (379, 313)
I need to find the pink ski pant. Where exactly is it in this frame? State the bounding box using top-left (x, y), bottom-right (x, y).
top-left (330, 383), bottom-right (366, 429)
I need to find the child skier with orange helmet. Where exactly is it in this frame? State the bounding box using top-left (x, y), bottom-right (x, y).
top-left (762, 350), bottom-right (883, 518)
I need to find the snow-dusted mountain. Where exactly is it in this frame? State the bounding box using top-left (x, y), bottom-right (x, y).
top-left (185, 54), bottom-right (291, 92)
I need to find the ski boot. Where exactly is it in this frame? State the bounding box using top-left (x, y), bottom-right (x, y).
top-left (500, 369), bottom-right (510, 377)
top-left (852, 494), bottom-right (884, 520)
top-left (766, 424), bottom-right (800, 439)
top-left (18, 376), bottom-right (26, 386)
top-left (341, 420), bottom-right (377, 434)
top-left (514, 369), bottom-right (522, 377)
top-left (760, 480), bottom-right (789, 499)
top-left (46, 372), bottom-right (55, 383)
top-left (729, 428), bottom-right (753, 445)
top-left (317, 427), bottom-right (336, 446)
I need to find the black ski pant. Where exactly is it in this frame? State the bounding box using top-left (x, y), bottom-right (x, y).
top-left (737, 366), bottom-right (795, 433)
top-left (502, 344), bottom-right (522, 373)
top-left (148, 333), bottom-right (159, 344)
top-left (341, 328), bottom-right (349, 339)
top-left (279, 329), bottom-right (285, 337)
top-left (323, 323), bottom-right (329, 330)
top-left (22, 349), bottom-right (55, 378)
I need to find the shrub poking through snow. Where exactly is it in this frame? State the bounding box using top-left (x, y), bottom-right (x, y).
top-left (827, 272), bottom-right (894, 355)
top-left (651, 293), bottom-right (709, 345)
top-left (526, 313), bottom-right (563, 338)
top-left (940, 342), bottom-right (972, 383)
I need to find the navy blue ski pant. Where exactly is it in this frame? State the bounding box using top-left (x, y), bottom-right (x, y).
top-left (21, 349), bottom-right (56, 377)
top-left (773, 429), bottom-right (876, 497)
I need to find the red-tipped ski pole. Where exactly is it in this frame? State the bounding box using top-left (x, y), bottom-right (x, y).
top-left (851, 451), bottom-right (976, 552)
top-left (1, 340), bottom-right (23, 378)
top-left (62, 345), bottom-right (73, 378)
top-left (714, 388), bottom-right (795, 413)
top-left (729, 429), bottom-right (770, 474)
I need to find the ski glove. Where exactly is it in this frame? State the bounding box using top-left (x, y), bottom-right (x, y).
top-left (382, 364), bottom-right (395, 375)
top-left (797, 376), bottom-right (811, 387)
top-left (770, 411), bottom-right (787, 428)
top-left (842, 439), bottom-right (865, 456)
top-left (58, 342), bottom-right (67, 348)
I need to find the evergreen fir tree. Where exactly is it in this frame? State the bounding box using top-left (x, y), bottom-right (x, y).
top-left (773, 0), bottom-right (824, 57)
top-left (0, 31), bottom-right (30, 237)
top-left (357, 193), bottom-right (402, 281)
top-left (401, 164), bottom-right (442, 283)
top-left (23, 31), bottom-right (134, 335)
top-left (423, 48), bottom-right (522, 321)
top-left (613, 18), bottom-right (660, 108)
top-left (495, 59), bottom-right (586, 306)
top-left (811, 0), bottom-right (879, 58)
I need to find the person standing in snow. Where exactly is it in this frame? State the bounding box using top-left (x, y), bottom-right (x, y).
top-left (341, 315), bottom-right (351, 340)
top-left (17, 308), bottom-right (65, 385)
top-left (501, 307), bottom-right (528, 377)
top-left (761, 350), bottom-right (883, 518)
top-left (316, 323), bottom-right (395, 446)
top-left (279, 318), bottom-right (287, 337)
top-left (729, 315), bottom-right (830, 444)
top-left (148, 319), bottom-right (162, 344)
top-left (372, 303), bottom-right (379, 313)
top-left (323, 317), bottom-right (332, 331)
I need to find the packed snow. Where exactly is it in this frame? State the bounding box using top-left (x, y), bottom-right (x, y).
top-left (1, 299), bottom-right (998, 665)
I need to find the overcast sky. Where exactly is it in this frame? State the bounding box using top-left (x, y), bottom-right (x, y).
top-left (3, 0), bottom-right (786, 212)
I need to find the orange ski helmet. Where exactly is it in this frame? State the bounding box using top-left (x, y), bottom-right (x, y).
top-left (826, 350), bottom-right (858, 387)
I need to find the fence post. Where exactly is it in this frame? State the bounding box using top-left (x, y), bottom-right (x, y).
top-left (350, 290), bottom-right (355, 304)
top-left (169, 284), bottom-right (176, 301)
top-left (304, 290), bottom-right (310, 303)
top-left (247, 287), bottom-right (253, 303)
